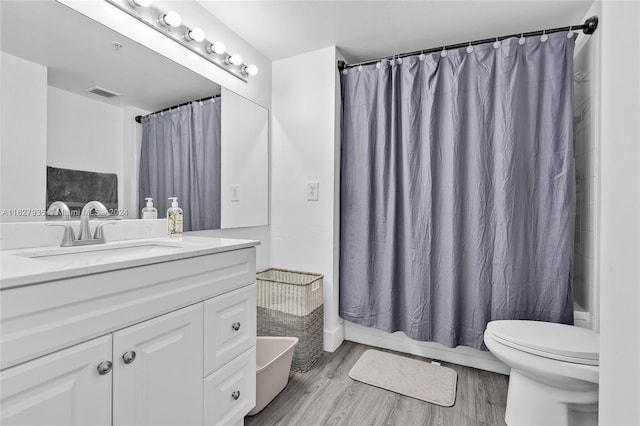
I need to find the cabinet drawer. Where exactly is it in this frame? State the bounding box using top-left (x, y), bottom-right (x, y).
top-left (204, 346), bottom-right (256, 426)
top-left (204, 284), bottom-right (256, 376)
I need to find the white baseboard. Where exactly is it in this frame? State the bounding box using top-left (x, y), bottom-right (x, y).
top-left (323, 324), bottom-right (345, 352)
top-left (344, 321), bottom-right (510, 375)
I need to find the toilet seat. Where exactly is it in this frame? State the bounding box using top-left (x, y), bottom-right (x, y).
top-left (485, 320), bottom-right (599, 366)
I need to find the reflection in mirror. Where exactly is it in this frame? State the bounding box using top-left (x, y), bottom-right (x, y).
top-left (220, 88), bottom-right (269, 228)
top-left (138, 95), bottom-right (222, 232)
top-left (0, 0), bottom-right (269, 230)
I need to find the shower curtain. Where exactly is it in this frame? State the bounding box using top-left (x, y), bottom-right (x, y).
top-left (339, 32), bottom-right (576, 350)
top-left (139, 98), bottom-right (221, 231)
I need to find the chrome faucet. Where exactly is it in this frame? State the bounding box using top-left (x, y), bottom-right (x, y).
top-left (46, 201), bottom-right (71, 220)
top-left (46, 201), bottom-right (117, 247)
top-left (78, 201), bottom-right (109, 240)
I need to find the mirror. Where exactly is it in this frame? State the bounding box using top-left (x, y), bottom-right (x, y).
top-left (0, 0), bottom-right (268, 230)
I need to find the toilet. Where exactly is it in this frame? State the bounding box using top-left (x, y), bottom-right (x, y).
top-left (484, 320), bottom-right (599, 426)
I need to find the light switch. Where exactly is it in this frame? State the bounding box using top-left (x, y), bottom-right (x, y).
top-left (307, 181), bottom-right (319, 201)
top-left (231, 184), bottom-right (240, 202)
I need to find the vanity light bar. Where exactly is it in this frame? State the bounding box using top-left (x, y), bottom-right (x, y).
top-left (105, 0), bottom-right (258, 82)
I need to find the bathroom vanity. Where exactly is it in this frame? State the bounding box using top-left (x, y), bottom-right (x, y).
top-left (0, 236), bottom-right (258, 426)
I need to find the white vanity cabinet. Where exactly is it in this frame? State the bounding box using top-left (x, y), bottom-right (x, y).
top-left (0, 241), bottom-right (258, 426)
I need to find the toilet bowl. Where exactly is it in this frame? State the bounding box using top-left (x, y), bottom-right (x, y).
top-left (484, 320), bottom-right (599, 426)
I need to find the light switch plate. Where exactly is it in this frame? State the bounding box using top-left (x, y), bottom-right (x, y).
top-left (231, 184), bottom-right (240, 202)
top-left (307, 181), bottom-right (319, 201)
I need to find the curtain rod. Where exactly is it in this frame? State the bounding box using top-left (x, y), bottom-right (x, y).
top-left (134, 94), bottom-right (221, 123)
top-left (338, 15), bottom-right (598, 71)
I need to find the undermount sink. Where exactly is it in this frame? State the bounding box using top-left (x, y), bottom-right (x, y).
top-left (16, 242), bottom-right (186, 267)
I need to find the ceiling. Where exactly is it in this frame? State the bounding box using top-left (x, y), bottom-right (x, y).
top-left (1, 0), bottom-right (220, 112)
top-left (198, 1), bottom-right (595, 63)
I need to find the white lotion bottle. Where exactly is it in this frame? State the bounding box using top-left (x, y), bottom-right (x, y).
top-left (167, 197), bottom-right (183, 237)
top-left (141, 197), bottom-right (158, 219)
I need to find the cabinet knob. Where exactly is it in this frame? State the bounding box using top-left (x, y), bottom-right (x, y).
top-left (232, 390), bottom-right (241, 400)
top-left (97, 361), bottom-right (112, 375)
top-left (231, 322), bottom-right (241, 331)
top-left (122, 351), bottom-right (137, 364)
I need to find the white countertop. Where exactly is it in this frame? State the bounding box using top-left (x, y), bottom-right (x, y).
top-left (0, 236), bottom-right (259, 290)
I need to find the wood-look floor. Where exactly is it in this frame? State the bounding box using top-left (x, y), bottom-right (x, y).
top-left (245, 341), bottom-right (509, 426)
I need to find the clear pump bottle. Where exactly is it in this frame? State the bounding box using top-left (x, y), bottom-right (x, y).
top-left (141, 197), bottom-right (158, 219)
top-left (167, 197), bottom-right (183, 237)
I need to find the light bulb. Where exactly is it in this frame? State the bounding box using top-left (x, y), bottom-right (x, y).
top-left (159, 11), bottom-right (181, 27)
top-left (243, 64), bottom-right (259, 76)
top-left (207, 41), bottom-right (226, 55)
top-left (225, 54), bottom-right (242, 66)
top-left (130, 0), bottom-right (151, 7)
top-left (185, 28), bottom-right (205, 42)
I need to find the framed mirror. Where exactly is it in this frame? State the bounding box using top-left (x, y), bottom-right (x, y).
top-left (0, 0), bottom-right (268, 230)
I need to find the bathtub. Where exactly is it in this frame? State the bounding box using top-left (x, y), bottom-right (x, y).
top-left (247, 336), bottom-right (299, 416)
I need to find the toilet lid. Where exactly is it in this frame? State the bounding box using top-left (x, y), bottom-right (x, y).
top-left (486, 320), bottom-right (599, 366)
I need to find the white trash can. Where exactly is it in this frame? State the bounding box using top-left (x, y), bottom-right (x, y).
top-left (247, 336), bottom-right (299, 416)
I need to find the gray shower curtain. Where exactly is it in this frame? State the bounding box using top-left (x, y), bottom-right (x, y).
top-left (339, 33), bottom-right (576, 350)
top-left (139, 99), bottom-right (221, 231)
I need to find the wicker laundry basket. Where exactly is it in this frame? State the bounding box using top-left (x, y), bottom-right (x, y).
top-left (256, 268), bottom-right (324, 372)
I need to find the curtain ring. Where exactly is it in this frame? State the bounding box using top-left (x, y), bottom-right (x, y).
top-left (493, 37), bottom-right (501, 49)
top-left (466, 42), bottom-right (474, 54)
top-left (540, 29), bottom-right (548, 43)
top-left (419, 50), bottom-right (426, 61)
top-left (567, 25), bottom-right (574, 39)
top-left (519, 33), bottom-right (526, 45)
top-left (440, 46), bottom-right (447, 58)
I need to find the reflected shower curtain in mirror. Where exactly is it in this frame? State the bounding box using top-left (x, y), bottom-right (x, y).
top-left (139, 99), bottom-right (221, 231)
top-left (339, 33), bottom-right (576, 350)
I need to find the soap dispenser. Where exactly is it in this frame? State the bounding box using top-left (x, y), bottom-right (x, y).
top-left (167, 197), bottom-right (183, 237)
top-left (141, 197), bottom-right (158, 219)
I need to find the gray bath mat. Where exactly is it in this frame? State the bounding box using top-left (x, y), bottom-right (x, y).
top-left (348, 349), bottom-right (457, 407)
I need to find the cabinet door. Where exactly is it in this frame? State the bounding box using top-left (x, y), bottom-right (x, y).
top-left (0, 335), bottom-right (112, 426)
top-left (112, 303), bottom-right (203, 426)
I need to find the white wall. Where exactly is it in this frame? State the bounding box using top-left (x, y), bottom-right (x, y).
top-left (220, 88), bottom-right (269, 229)
top-left (0, 52), bottom-right (47, 223)
top-left (270, 46), bottom-right (343, 351)
top-left (572, 2), bottom-right (601, 331)
top-left (47, 87), bottom-right (125, 212)
top-left (598, 1), bottom-right (640, 424)
top-left (122, 105), bottom-right (149, 219)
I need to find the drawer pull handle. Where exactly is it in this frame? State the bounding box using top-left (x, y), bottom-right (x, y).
top-left (231, 322), bottom-right (241, 331)
top-left (232, 390), bottom-right (241, 400)
top-left (97, 361), bottom-right (112, 375)
top-left (122, 351), bottom-right (137, 364)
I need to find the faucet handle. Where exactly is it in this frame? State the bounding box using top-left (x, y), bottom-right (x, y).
top-left (46, 223), bottom-right (76, 247)
top-left (93, 221), bottom-right (117, 241)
